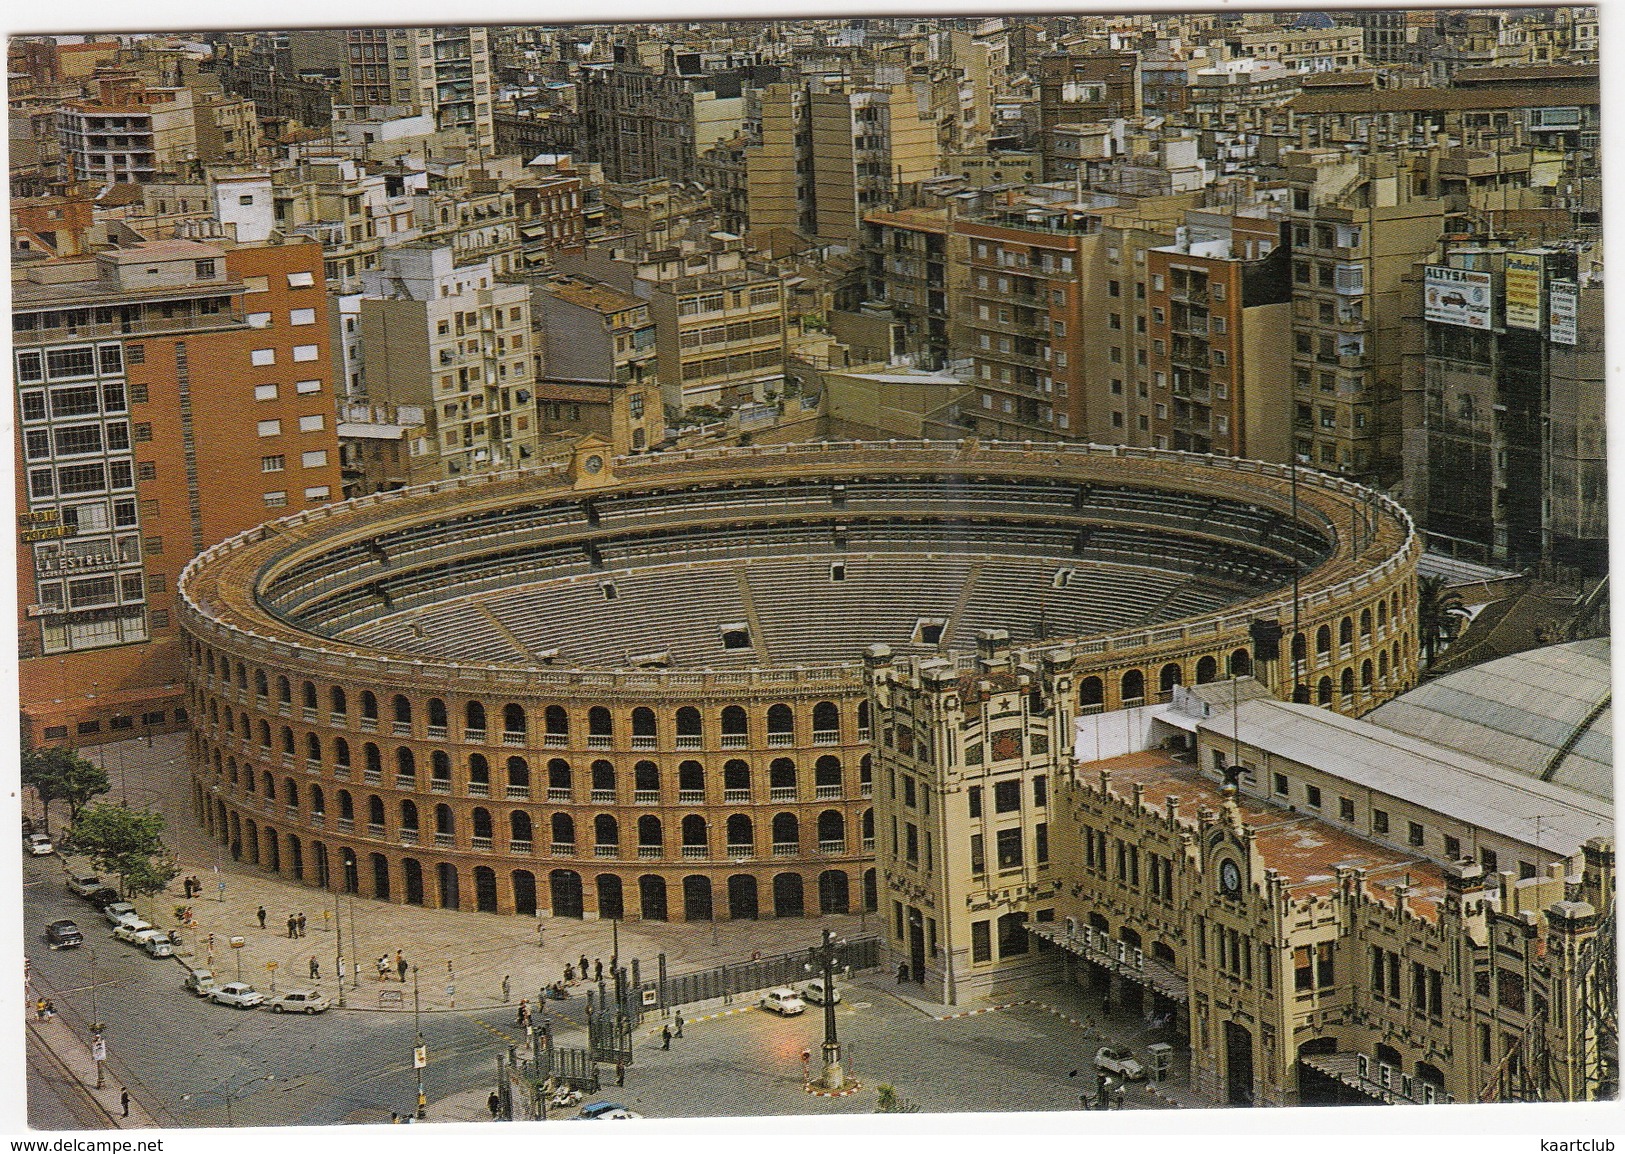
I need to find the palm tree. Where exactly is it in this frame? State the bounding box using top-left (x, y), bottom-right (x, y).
top-left (1416, 575), bottom-right (1468, 666)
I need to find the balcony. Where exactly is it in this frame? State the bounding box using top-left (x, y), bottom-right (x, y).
top-left (681, 845), bottom-right (707, 859)
top-left (337, 818), bottom-right (354, 833)
top-left (591, 789), bottom-right (616, 803)
top-left (306, 759), bottom-right (321, 774)
top-left (506, 785), bottom-right (531, 800)
top-left (430, 779), bottom-right (451, 793)
top-left (772, 843), bottom-right (799, 857)
top-left (815, 784), bottom-right (842, 800)
top-left (392, 721), bottom-right (411, 737)
top-left (720, 734), bottom-right (748, 749)
top-left (435, 832), bottom-right (454, 848)
top-left (856, 727), bottom-right (871, 742)
top-left (545, 733), bottom-right (569, 749)
top-left (638, 845), bottom-right (662, 859)
top-left (675, 735), bottom-right (703, 750)
top-left (468, 781), bottom-right (491, 797)
top-left (464, 728), bottom-right (486, 743)
top-left (631, 735), bottom-right (658, 750)
top-left (472, 836), bottom-right (494, 851)
top-left (547, 787), bottom-right (571, 802)
top-left (509, 840), bottom-right (532, 855)
top-left (767, 732), bottom-right (793, 748)
top-left (819, 839), bottom-right (846, 855)
top-left (862, 837), bottom-right (875, 851)
top-left (587, 736), bottom-right (613, 750)
top-left (367, 822), bottom-right (385, 838)
top-left (363, 770), bottom-right (382, 785)
top-left (634, 790), bottom-right (659, 804)
top-left (426, 725), bottom-right (448, 740)
top-left (359, 718), bottom-right (378, 733)
top-left (286, 804), bottom-right (300, 820)
top-left (812, 729), bottom-right (839, 746)
top-left (725, 844), bottom-right (753, 859)
top-left (310, 814), bottom-right (325, 829)
top-left (860, 783), bottom-right (873, 798)
top-left (723, 789), bottom-right (750, 803)
top-left (770, 786), bottom-right (797, 802)
top-left (276, 702), bottom-right (291, 717)
top-left (502, 731), bottom-right (526, 747)
top-left (396, 775), bottom-right (416, 790)
top-left (400, 830), bottom-right (419, 846)
top-left (595, 844), bottom-right (618, 858)
top-left (333, 765), bottom-right (352, 781)
top-left (678, 789), bottom-right (704, 803)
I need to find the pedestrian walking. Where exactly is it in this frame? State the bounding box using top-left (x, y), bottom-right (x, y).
top-left (515, 999), bottom-right (530, 1026)
top-left (397, 951), bottom-right (408, 983)
top-left (43, 999), bottom-right (54, 1019)
top-left (287, 915), bottom-right (298, 939)
top-left (615, 1061), bottom-right (625, 1087)
top-left (337, 957), bottom-right (346, 982)
top-left (502, 975), bottom-right (511, 1003)
top-left (1114, 1083), bottom-right (1127, 1110)
top-left (487, 1091), bottom-right (501, 1119)
top-left (674, 1013), bottom-right (684, 1038)
top-left (120, 1089), bottom-right (130, 1117)
top-left (257, 906), bottom-right (267, 929)
top-left (34, 998), bottom-right (46, 1021)
top-left (377, 956), bottom-right (390, 981)
top-left (564, 963), bottom-right (575, 983)
top-left (594, 959), bottom-right (603, 983)
top-left (579, 954), bottom-right (588, 979)
top-left (310, 956), bottom-right (320, 981)
top-left (297, 913), bottom-right (307, 937)
top-left (661, 1025), bottom-right (671, 1050)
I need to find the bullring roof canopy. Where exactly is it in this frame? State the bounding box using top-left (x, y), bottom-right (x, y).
top-left (179, 440), bottom-right (1416, 683)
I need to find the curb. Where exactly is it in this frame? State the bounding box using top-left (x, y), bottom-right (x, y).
top-left (644, 1003), bottom-right (759, 1035)
top-left (803, 1079), bottom-right (863, 1098)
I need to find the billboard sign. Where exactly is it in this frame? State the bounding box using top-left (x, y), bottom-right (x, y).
top-left (1548, 279), bottom-right (1578, 345)
top-left (1503, 252), bottom-right (1544, 331)
top-left (1424, 266), bottom-right (1492, 329)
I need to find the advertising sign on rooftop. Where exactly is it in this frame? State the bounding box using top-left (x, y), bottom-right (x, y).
top-left (1424, 266), bottom-right (1492, 330)
top-left (1503, 252), bottom-right (1545, 331)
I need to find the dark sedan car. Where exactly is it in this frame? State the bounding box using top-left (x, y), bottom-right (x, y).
top-left (46, 920), bottom-right (84, 949)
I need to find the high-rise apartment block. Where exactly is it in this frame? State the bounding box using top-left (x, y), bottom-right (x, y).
top-left (322, 27), bottom-right (496, 155)
top-left (14, 237), bottom-right (342, 743)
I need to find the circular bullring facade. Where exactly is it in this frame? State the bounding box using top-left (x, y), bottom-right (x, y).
top-left (178, 440), bottom-right (1419, 922)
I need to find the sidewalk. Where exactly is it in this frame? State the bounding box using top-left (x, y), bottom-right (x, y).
top-left (25, 1010), bottom-right (163, 1128)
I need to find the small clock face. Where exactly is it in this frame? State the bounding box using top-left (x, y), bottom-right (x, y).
top-left (584, 454), bottom-right (604, 474)
top-left (1220, 859), bottom-right (1242, 895)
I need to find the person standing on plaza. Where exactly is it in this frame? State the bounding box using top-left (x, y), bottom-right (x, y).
top-left (579, 953), bottom-right (588, 979)
top-left (487, 1091), bottom-right (501, 1120)
top-left (257, 906), bottom-right (267, 929)
top-left (594, 959), bottom-right (603, 983)
top-left (378, 955), bottom-right (390, 981)
top-left (502, 975), bottom-right (511, 1004)
top-left (615, 1061), bottom-right (625, 1087)
top-left (674, 1013), bottom-right (684, 1038)
top-left (287, 914), bottom-right (297, 939)
top-left (396, 951), bottom-right (408, 983)
top-left (297, 913), bottom-right (307, 938)
top-left (661, 1025), bottom-right (671, 1050)
top-left (309, 956), bottom-right (320, 981)
top-left (120, 1089), bottom-right (129, 1118)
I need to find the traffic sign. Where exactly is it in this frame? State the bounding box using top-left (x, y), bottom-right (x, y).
top-left (229, 936), bottom-right (245, 949)
top-left (413, 1045), bottom-right (427, 1069)
top-left (91, 1037), bottom-right (107, 1062)
top-left (266, 961), bottom-right (278, 970)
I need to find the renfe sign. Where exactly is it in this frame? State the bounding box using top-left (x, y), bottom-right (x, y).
top-left (1424, 266), bottom-right (1492, 329)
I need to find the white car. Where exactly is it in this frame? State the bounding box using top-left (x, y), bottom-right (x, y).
top-left (801, 978), bottom-right (841, 1006)
top-left (266, 988), bottom-right (330, 1014)
top-left (26, 833), bottom-right (54, 856)
top-left (112, 919), bottom-right (156, 945)
top-left (211, 982), bottom-right (264, 1009)
top-left (136, 930), bottom-right (175, 958)
top-left (1094, 1045), bottom-right (1146, 1082)
top-left (183, 968), bottom-right (221, 998)
top-left (66, 873), bottom-right (103, 898)
top-left (103, 902), bottom-right (139, 926)
top-left (759, 987), bottom-right (806, 1016)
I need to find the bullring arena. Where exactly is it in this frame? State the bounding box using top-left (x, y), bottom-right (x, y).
top-left (178, 438), bottom-right (1419, 922)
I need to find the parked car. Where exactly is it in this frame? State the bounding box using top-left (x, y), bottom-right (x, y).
top-left (66, 873), bottom-right (102, 898)
top-left (210, 982), bottom-right (264, 1009)
top-left (135, 930), bottom-right (175, 958)
top-left (26, 832), bottom-right (54, 856)
top-left (1094, 1045), bottom-right (1146, 1081)
top-left (103, 902), bottom-right (138, 926)
top-left (266, 989), bottom-right (330, 1014)
top-left (112, 920), bottom-right (155, 945)
top-left (575, 1101), bottom-right (642, 1120)
top-left (759, 987), bottom-right (806, 1016)
top-left (800, 978), bottom-right (841, 1006)
top-left (183, 968), bottom-right (221, 998)
top-left (45, 919), bottom-right (84, 949)
top-left (86, 887), bottom-right (121, 910)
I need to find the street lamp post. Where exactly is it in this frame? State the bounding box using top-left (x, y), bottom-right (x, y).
top-left (810, 929), bottom-right (844, 1090)
top-left (413, 965), bottom-right (426, 1120)
top-left (333, 886), bottom-right (346, 1008)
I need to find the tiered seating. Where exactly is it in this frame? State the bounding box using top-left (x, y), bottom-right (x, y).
top-left (952, 559), bottom-right (1185, 644)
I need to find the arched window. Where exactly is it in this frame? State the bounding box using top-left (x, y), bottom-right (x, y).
top-left (427, 698), bottom-right (448, 731)
top-left (510, 811), bottom-right (532, 846)
top-left (360, 691), bottom-right (378, 723)
top-left (588, 706), bottom-right (613, 739)
top-left (302, 681), bottom-right (318, 712)
top-left (1291, 632), bottom-right (1307, 662)
top-left (503, 703), bottom-right (527, 738)
top-left (434, 804), bottom-right (454, 836)
top-left (769, 758), bottom-right (796, 796)
top-left (400, 800), bottom-right (419, 831)
top-left (1079, 676), bottom-right (1104, 709)
top-left (766, 703), bottom-right (794, 735)
top-left (276, 676), bottom-right (291, 705)
top-left (1230, 648), bottom-right (1252, 677)
top-left (1315, 625), bottom-right (1332, 657)
top-left (1359, 608), bottom-right (1372, 638)
top-left (675, 706), bottom-right (702, 738)
top-left (814, 755), bottom-right (842, 792)
top-left (1121, 669), bottom-right (1145, 703)
top-left (726, 814), bottom-right (753, 850)
top-left (1378, 651), bottom-right (1390, 682)
top-left (1316, 677), bottom-right (1333, 705)
top-left (472, 808), bottom-right (493, 841)
top-left (258, 720), bottom-right (272, 748)
top-left (545, 705), bottom-right (568, 737)
top-left (591, 759), bottom-right (616, 796)
top-left (431, 751), bottom-right (451, 786)
top-left (1377, 601), bottom-right (1388, 631)
top-left (1195, 656), bottom-right (1218, 684)
top-left (547, 758), bottom-right (571, 794)
top-left (254, 669), bottom-right (268, 698)
top-left (507, 757), bottom-right (531, 797)
top-left (364, 743), bottom-right (382, 776)
top-left (392, 694), bottom-right (412, 727)
top-left (396, 747), bottom-right (415, 780)
top-left (634, 760), bottom-right (660, 796)
top-left (771, 812), bottom-right (799, 849)
top-left (812, 700), bottom-right (839, 734)
top-left (637, 814), bottom-right (663, 848)
top-left (284, 778), bottom-right (299, 807)
top-left (1339, 617), bottom-right (1354, 648)
top-left (594, 814), bottom-right (619, 848)
top-left (337, 791), bottom-right (354, 821)
top-left (310, 785), bottom-right (325, 816)
top-left (631, 706), bottom-right (657, 739)
top-left (1361, 659), bottom-right (1374, 689)
top-left (720, 705), bottom-right (748, 738)
top-left (334, 738), bottom-right (351, 770)
top-left (724, 759), bottom-right (750, 796)
top-left (1159, 662), bottom-right (1183, 693)
top-left (678, 760), bottom-right (705, 798)
top-left (1341, 667), bottom-right (1356, 699)
top-left (857, 700), bottom-right (871, 732)
top-left (367, 794), bottom-right (385, 826)
top-left (817, 810), bottom-right (845, 848)
top-left (330, 686), bottom-right (347, 717)
top-left (681, 814), bottom-right (707, 849)
top-left (281, 726), bottom-right (295, 755)
top-left (465, 700), bottom-right (486, 734)
top-left (305, 733), bottom-right (322, 764)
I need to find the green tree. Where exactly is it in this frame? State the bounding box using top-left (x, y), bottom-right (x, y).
top-left (20, 746), bottom-right (109, 834)
top-left (1416, 575), bottom-right (1468, 666)
top-left (63, 803), bottom-right (178, 899)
